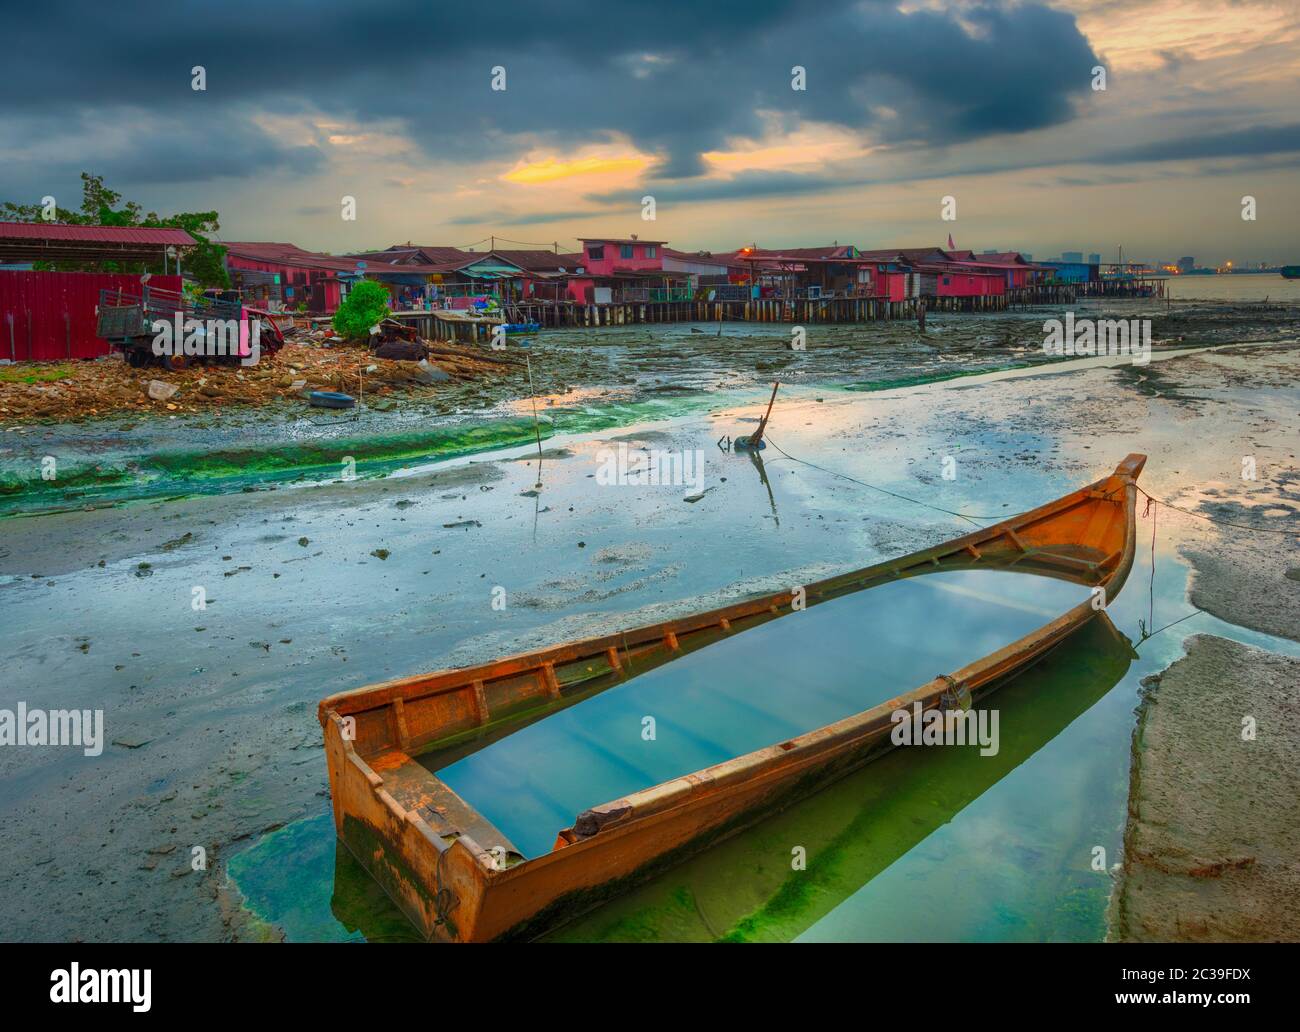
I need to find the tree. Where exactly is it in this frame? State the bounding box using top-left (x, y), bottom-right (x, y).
top-left (0, 173), bottom-right (230, 287)
top-left (332, 280), bottom-right (391, 341)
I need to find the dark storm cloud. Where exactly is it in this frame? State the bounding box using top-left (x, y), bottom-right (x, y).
top-left (0, 106), bottom-right (324, 207)
top-left (586, 118), bottom-right (1300, 208)
top-left (3, 0), bottom-right (1099, 187)
top-left (1098, 123), bottom-right (1300, 163)
top-left (588, 171), bottom-right (849, 206)
top-left (445, 209), bottom-right (599, 226)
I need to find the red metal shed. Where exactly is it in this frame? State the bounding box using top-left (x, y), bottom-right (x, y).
top-left (0, 271), bottom-right (182, 361)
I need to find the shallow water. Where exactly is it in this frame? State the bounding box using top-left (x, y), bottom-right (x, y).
top-left (223, 521), bottom-right (1300, 942)
top-left (8, 290), bottom-right (1294, 512)
top-left (436, 569), bottom-right (1090, 858)
top-left (7, 334), bottom-right (1294, 942)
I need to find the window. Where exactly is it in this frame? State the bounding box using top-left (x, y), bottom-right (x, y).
top-left (644, 246), bottom-right (656, 259)
top-left (942, 276), bottom-right (951, 285)
top-left (620, 244), bottom-right (634, 259)
top-left (587, 245), bottom-right (604, 260)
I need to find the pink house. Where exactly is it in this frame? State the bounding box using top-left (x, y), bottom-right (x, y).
top-left (967, 252), bottom-right (1044, 289)
top-left (935, 265), bottom-right (1006, 297)
top-left (578, 237), bottom-right (667, 276)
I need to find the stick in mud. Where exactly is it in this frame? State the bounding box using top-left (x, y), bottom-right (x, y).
top-left (525, 353), bottom-right (543, 488)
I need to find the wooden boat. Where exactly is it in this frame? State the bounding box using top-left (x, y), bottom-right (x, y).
top-left (318, 453), bottom-right (1147, 942)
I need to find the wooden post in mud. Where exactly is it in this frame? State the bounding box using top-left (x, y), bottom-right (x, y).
top-left (743, 381), bottom-right (780, 448)
top-left (525, 353), bottom-right (544, 489)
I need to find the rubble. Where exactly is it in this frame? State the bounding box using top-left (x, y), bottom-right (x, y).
top-left (0, 329), bottom-right (521, 422)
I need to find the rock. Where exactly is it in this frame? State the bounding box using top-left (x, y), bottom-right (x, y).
top-left (413, 359), bottom-right (450, 384)
top-left (147, 380), bottom-right (178, 401)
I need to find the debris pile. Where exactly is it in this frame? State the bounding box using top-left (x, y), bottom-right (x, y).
top-left (0, 331), bottom-right (521, 422)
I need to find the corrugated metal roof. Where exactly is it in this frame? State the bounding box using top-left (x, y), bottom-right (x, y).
top-left (223, 241), bottom-right (362, 273)
top-left (733, 244), bottom-right (859, 261)
top-left (490, 249), bottom-right (576, 272)
top-left (662, 247), bottom-right (742, 267)
top-left (388, 245), bottom-right (477, 265)
top-left (975, 251), bottom-right (1030, 264)
top-left (578, 237), bottom-right (668, 246)
top-left (225, 241), bottom-right (450, 277)
top-left (0, 221), bottom-right (196, 246)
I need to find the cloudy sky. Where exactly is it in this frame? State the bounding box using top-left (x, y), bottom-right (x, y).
top-left (4, 0), bottom-right (1298, 264)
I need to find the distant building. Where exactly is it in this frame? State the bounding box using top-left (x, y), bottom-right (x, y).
top-left (1177, 256), bottom-right (1195, 273)
top-left (1062, 251), bottom-right (1083, 263)
top-left (1089, 253), bottom-right (1101, 265)
top-left (728, 245), bottom-right (875, 299)
top-left (1041, 259), bottom-right (1099, 284)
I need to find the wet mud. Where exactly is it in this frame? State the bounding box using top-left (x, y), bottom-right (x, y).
top-left (1111, 634), bottom-right (1300, 942)
top-left (0, 308), bottom-right (1296, 942)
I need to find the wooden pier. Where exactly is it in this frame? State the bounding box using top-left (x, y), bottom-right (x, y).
top-left (390, 284), bottom-right (1082, 339)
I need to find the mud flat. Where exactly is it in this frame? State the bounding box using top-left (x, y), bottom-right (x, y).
top-left (1110, 634), bottom-right (1300, 942)
top-left (1, 326), bottom-right (1296, 942)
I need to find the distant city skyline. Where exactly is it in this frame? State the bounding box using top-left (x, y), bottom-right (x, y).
top-left (3, 1), bottom-right (1298, 264)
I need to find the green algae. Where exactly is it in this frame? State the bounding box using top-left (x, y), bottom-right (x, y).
top-left (0, 418), bottom-right (552, 512)
top-left (843, 363), bottom-right (1028, 392)
top-left (0, 389), bottom-right (732, 513)
top-left (226, 810), bottom-right (420, 943)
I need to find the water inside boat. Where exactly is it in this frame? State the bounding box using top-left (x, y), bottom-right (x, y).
top-left (435, 568), bottom-right (1092, 858)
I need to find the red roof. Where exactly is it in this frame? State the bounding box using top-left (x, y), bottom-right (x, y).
top-left (224, 241), bottom-right (450, 276)
top-left (380, 245), bottom-right (477, 265)
top-left (0, 220), bottom-right (198, 263)
top-left (662, 247), bottom-right (743, 267)
top-left (223, 241), bottom-right (361, 273)
top-left (733, 244), bottom-right (860, 261)
top-left (974, 251), bottom-right (1030, 264)
top-left (579, 237), bottom-right (668, 246)
top-left (0, 221), bottom-right (196, 246)
top-left (490, 249), bottom-right (581, 272)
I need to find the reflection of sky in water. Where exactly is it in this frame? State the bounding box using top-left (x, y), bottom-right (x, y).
top-left (438, 569), bottom-right (1089, 858)
top-left (793, 541), bottom-right (1300, 943)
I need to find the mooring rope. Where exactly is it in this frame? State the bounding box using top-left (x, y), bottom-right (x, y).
top-left (761, 434), bottom-right (1299, 538)
top-left (1134, 485), bottom-right (1298, 536)
top-left (761, 435), bottom-right (1007, 526)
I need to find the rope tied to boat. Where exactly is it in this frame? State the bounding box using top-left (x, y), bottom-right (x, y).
top-left (1134, 486), bottom-right (1210, 650)
top-left (432, 845), bottom-right (458, 929)
top-left (938, 674), bottom-right (972, 712)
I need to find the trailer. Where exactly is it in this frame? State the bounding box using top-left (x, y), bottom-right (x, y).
top-left (96, 282), bottom-right (285, 369)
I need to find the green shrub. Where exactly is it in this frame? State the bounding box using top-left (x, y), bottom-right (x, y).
top-left (332, 281), bottom-right (392, 341)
